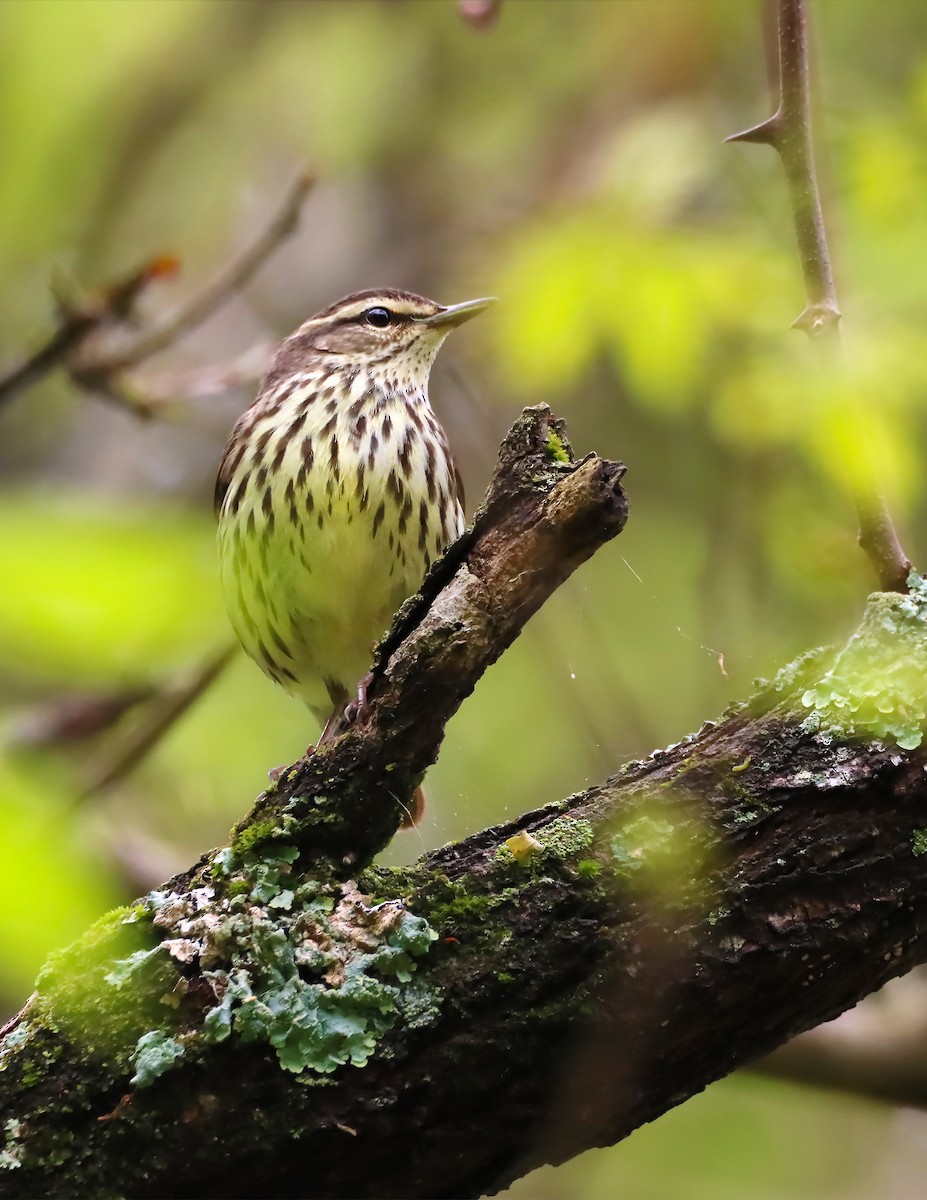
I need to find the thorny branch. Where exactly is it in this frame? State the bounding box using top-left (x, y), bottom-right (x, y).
top-left (727, 0), bottom-right (911, 593)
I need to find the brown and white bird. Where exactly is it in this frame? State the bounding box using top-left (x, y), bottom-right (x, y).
top-left (215, 289), bottom-right (493, 822)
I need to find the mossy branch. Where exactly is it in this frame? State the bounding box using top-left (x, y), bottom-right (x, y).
top-left (2, 413), bottom-right (927, 1197)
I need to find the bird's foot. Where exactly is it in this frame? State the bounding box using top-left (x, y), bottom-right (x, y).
top-left (343, 671), bottom-right (374, 727)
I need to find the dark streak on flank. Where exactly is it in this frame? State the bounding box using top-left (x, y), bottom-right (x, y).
top-left (285, 479), bottom-right (299, 525)
top-left (398, 426), bottom-right (415, 478)
top-left (398, 493), bottom-right (413, 537)
top-left (424, 440), bottom-right (437, 502)
top-left (270, 625), bottom-right (292, 659)
top-left (372, 500), bottom-right (385, 537)
top-left (228, 477), bottom-right (247, 516)
top-left (288, 406), bottom-right (309, 441)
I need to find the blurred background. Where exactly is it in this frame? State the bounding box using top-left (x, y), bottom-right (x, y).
top-left (2, 0), bottom-right (927, 1195)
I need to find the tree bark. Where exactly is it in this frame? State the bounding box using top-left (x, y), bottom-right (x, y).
top-left (0, 408), bottom-right (925, 1199)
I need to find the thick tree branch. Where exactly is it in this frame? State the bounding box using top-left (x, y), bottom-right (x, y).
top-left (727, 0), bottom-right (911, 592)
top-left (1, 409), bottom-right (926, 1198)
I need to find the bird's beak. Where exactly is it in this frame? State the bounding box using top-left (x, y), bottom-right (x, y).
top-left (422, 296), bottom-right (497, 329)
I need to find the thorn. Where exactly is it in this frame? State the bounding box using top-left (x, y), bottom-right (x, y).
top-left (791, 303), bottom-right (841, 334)
top-left (725, 114), bottom-right (781, 146)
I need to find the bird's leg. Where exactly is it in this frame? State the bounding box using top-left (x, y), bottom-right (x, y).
top-left (343, 670), bottom-right (375, 727)
top-left (316, 707), bottom-right (346, 747)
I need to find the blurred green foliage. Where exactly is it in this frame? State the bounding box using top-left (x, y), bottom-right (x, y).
top-left (1, 0), bottom-right (926, 1194)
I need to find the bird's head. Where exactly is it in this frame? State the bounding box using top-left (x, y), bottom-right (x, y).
top-left (275, 288), bottom-right (495, 390)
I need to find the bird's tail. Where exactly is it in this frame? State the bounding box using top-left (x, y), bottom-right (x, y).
top-left (400, 785), bottom-right (426, 829)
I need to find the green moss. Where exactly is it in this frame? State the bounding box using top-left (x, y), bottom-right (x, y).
top-left (536, 816), bottom-right (594, 859)
top-left (426, 884), bottom-right (501, 935)
top-left (35, 905), bottom-right (170, 1060)
top-left (609, 814), bottom-right (676, 878)
top-left (912, 829), bottom-right (927, 857)
top-left (0, 1117), bottom-right (25, 1171)
top-left (230, 814), bottom-right (299, 859)
top-left (545, 429), bottom-right (571, 463)
top-left (576, 859), bottom-right (602, 879)
top-left (801, 575), bottom-right (927, 751)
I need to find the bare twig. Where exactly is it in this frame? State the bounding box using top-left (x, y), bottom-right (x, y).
top-left (727, 0), bottom-right (912, 592)
top-left (4, 685), bottom-right (157, 750)
top-left (78, 643), bottom-right (237, 801)
top-left (82, 169), bottom-right (314, 374)
top-left (0, 257), bottom-right (176, 412)
top-left (0, 171), bottom-right (313, 419)
top-left (757, 971), bottom-right (927, 1111)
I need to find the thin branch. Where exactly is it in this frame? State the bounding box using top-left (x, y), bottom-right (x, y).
top-left (0, 257), bottom-right (176, 412)
top-left (78, 643), bottom-right (237, 801)
top-left (757, 971), bottom-right (927, 1111)
top-left (727, 0), bottom-right (912, 592)
top-left (0, 171), bottom-right (313, 420)
top-left (83, 169), bottom-right (314, 373)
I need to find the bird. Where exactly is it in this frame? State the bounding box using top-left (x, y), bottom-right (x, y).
top-left (215, 288), bottom-right (494, 825)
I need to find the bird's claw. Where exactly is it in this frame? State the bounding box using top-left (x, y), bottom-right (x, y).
top-left (344, 671), bottom-right (374, 726)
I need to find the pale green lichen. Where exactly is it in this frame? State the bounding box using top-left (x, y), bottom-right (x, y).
top-left (130, 1031), bottom-right (185, 1087)
top-left (0, 1118), bottom-right (24, 1171)
top-left (609, 814), bottom-right (677, 877)
top-left (102, 842), bottom-right (440, 1085)
top-left (912, 829), bottom-right (927, 857)
top-left (801, 574), bottom-right (927, 751)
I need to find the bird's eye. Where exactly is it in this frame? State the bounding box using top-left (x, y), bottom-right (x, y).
top-left (364, 307), bottom-right (391, 328)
